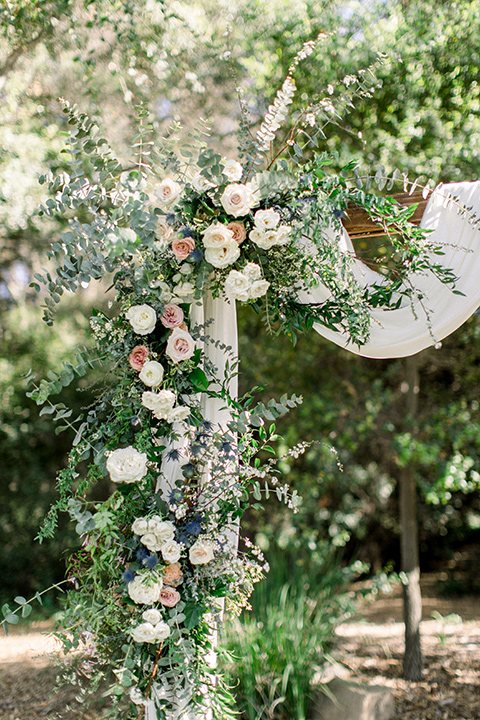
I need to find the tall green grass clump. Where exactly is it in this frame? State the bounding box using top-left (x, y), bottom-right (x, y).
top-left (223, 546), bottom-right (362, 720)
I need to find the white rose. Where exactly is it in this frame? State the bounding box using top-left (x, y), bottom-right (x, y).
top-left (275, 225), bottom-right (291, 245)
top-left (154, 217), bottom-right (173, 250)
top-left (224, 270), bottom-right (250, 302)
top-left (106, 447), bottom-right (148, 484)
top-left (191, 171), bottom-right (215, 193)
top-left (243, 262), bottom-right (262, 281)
top-left (249, 279), bottom-right (270, 300)
top-left (161, 539), bottom-right (182, 564)
top-left (132, 518), bottom-right (149, 536)
top-left (249, 228), bottom-right (280, 250)
top-left (153, 621), bottom-right (171, 641)
top-left (142, 608), bottom-right (162, 624)
top-left (205, 239), bottom-right (240, 269)
top-left (166, 327), bottom-right (196, 364)
top-left (141, 531), bottom-right (164, 552)
top-left (142, 389), bottom-right (176, 420)
top-left (202, 222), bottom-right (234, 248)
top-left (139, 360), bottom-right (165, 387)
top-left (128, 575), bottom-right (163, 605)
top-left (254, 208), bottom-right (280, 230)
top-left (131, 622), bottom-right (158, 643)
top-left (220, 183), bottom-right (255, 217)
top-left (156, 178), bottom-right (182, 206)
top-left (147, 518), bottom-right (175, 542)
top-left (222, 159), bottom-right (243, 182)
top-left (172, 281), bottom-right (195, 301)
top-left (126, 305), bottom-right (157, 335)
top-left (189, 540), bottom-right (215, 565)
top-left (166, 406), bottom-right (191, 423)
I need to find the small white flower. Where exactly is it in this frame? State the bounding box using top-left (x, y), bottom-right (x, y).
top-left (142, 389), bottom-right (176, 420)
top-left (161, 539), bottom-right (182, 564)
top-left (142, 608), bottom-right (162, 625)
top-left (224, 270), bottom-right (250, 302)
top-left (249, 228), bottom-right (280, 250)
top-left (172, 281), bottom-right (195, 302)
top-left (139, 360), bottom-right (164, 387)
top-left (154, 217), bottom-right (174, 250)
top-left (205, 239), bottom-right (240, 268)
top-left (191, 171), bottom-right (216, 193)
top-left (131, 622), bottom-right (158, 643)
top-left (147, 518), bottom-right (176, 542)
top-left (222, 159), bottom-right (243, 182)
top-left (275, 225), bottom-right (291, 245)
top-left (156, 178), bottom-right (182, 206)
top-left (141, 531), bottom-right (164, 552)
top-left (126, 305), bottom-right (157, 335)
top-left (189, 540), bottom-right (215, 565)
top-left (166, 405), bottom-right (191, 423)
top-left (153, 620), bottom-right (171, 641)
top-left (254, 208), bottom-right (280, 230)
top-left (243, 262), bottom-right (262, 281)
top-left (106, 447), bottom-right (148, 484)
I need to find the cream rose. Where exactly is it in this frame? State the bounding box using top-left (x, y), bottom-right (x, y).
top-left (191, 171), bottom-right (215, 193)
top-left (202, 222), bottom-right (234, 249)
top-left (222, 159), bottom-right (243, 182)
top-left (224, 270), bottom-right (250, 302)
top-left (131, 622), bottom-right (158, 643)
top-left (249, 279), bottom-right (270, 299)
top-left (166, 405), bottom-right (191, 423)
top-left (140, 531), bottom-right (164, 552)
top-left (254, 208), bottom-right (280, 230)
top-left (243, 262), bottom-right (262, 281)
top-left (128, 575), bottom-right (163, 605)
top-left (142, 608), bottom-right (162, 624)
top-left (166, 327), bottom-right (196, 364)
top-left (172, 281), bottom-right (195, 301)
top-left (106, 447), bottom-right (148, 484)
top-left (156, 178), bottom-right (182, 206)
top-left (189, 540), bottom-right (215, 565)
top-left (153, 621), bottom-right (171, 641)
top-left (139, 360), bottom-right (164, 388)
top-left (161, 539), bottom-right (182, 564)
top-left (220, 183), bottom-right (254, 217)
top-left (141, 389), bottom-right (176, 420)
top-left (276, 225), bottom-right (291, 245)
top-left (155, 217), bottom-right (174, 249)
top-left (205, 240), bottom-right (240, 269)
top-left (147, 518), bottom-right (176, 541)
top-left (132, 518), bottom-right (149, 536)
top-left (126, 305), bottom-right (157, 336)
top-left (249, 228), bottom-right (280, 250)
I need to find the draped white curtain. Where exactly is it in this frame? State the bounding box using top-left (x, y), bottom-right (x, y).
top-left (300, 181), bottom-right (480, 358)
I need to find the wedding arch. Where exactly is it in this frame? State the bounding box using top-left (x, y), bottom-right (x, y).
top-left (13, 46), bottom-right (480, 718)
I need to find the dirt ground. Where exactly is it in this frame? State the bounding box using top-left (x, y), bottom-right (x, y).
top-left (0, 574), bottom-right (479, 719)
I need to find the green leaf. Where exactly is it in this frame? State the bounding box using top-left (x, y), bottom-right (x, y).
top-left (14, 596), bottom-right (27, 605)
top-left (22, 605), bottom-right (32, 619)
top-left (4, 614), bottom-right (19, 625)
top-left (188, 367), bottom-right (209, 391)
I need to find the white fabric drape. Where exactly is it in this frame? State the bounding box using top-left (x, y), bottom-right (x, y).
top-left (300, 181), bottom-right (480, 358)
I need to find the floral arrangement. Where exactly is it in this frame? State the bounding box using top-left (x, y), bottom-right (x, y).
top-left (13, 41), bottom-right (457, 720)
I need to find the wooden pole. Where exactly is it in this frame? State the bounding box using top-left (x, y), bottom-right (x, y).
top-left (342, 191), bottom-right (427, 238)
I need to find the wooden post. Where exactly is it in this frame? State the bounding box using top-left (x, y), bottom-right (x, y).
top-left (400, 353), bottom-right (423, 680)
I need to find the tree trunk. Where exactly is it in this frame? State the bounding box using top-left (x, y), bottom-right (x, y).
top-left (400, 354), bottom-right (423, 680)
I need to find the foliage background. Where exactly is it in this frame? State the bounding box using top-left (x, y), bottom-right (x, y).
top-left (2, 0), bottom-right (480, 606)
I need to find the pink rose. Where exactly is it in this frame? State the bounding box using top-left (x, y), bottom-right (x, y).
top-left (162, 562), bottom-right (183, 587)
top-left (158, 586), bottom-right (181, 608)
top-left (172, 236), bottom-right (195, 260)
top-left (161, 304), bottom-right (185, 329)
top-left (166, 327), bottom-right (195, 364)
top-left (129, 345), bottom-right (149, 370)
top-left (227, 221), bottom-right (247, 244)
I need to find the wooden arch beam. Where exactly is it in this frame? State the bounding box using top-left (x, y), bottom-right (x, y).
top-left (342, 190), bottom-right (428, 239)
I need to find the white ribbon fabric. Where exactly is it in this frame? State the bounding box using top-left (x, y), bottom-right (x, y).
top-left (301, 181), bottom-right (480, 358)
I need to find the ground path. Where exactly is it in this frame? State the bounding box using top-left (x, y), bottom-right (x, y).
top-left (0, 575), bottom-right (479, 719)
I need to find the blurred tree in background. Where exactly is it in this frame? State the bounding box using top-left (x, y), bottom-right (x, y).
top-left (1, 0), bottom-right (480, 603)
